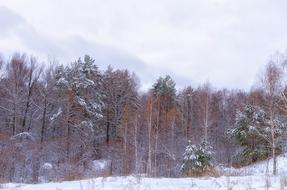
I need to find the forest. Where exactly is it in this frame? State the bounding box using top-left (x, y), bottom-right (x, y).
top-left (1, 52), bottom-right (287, 183)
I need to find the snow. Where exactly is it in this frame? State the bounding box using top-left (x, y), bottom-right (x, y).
top-left (10, 132), bottom-right (35, 142)
top-left (50, 108), bottom-right (62, 121)
top-left (222, 153), bottom-right (287, 176)
top-left (92, 159), bottom-right (111, 171)
top-left (38, 163), bottom-right (54, 183)
top-left (77, 97), bottom-right (87, 107)
top-left (2, 175), bottom-right (287, 190)
top-left (56, 77), bottom-right (69, 87)
top-left (42, 163), bottom-right (53, 170)
top-left (4, 154), bottom-right (287, 190)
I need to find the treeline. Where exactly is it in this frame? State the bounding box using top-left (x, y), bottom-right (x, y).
top-left (0, 52), bottom-right (287, 182)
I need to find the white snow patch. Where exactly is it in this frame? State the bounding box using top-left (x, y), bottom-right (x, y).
top-left (222, 153), bottom-right (287, 176)
top-left (50, 108), bottom-right (62, 121)
top-left (92, 159), bottom-right (111, 171)
top-left (42, 163), bottom-right (53, 170)
top-left (10, 132), bottom-right (35, 142)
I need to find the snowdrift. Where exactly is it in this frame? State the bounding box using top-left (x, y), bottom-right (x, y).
top-left (221, 153), bottom-right (287, 176)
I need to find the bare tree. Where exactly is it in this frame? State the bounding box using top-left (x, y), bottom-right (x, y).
top-left (261, 60), bottom-right (283, 175)
top-left (197, 82), bottom-right (212, 142)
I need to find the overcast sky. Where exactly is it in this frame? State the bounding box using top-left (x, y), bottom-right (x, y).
top-left (0, 0), bottom-right (287, 91)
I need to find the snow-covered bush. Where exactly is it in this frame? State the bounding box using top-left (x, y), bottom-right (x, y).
top-left (88, 159), bottom-right (111, 177)
top-left (181, 140), bottom-right (214, 176)
top-left (38, 163), bottom-right (54, 183)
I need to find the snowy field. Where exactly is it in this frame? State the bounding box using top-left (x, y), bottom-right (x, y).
top-left (221, 154), bottom-right (287, 176)
top-left (2, 175), bottom-right (287, 190)
top-left (3, 154), bottom-right (287, 190)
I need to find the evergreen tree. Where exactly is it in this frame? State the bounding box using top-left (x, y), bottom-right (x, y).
top-left (151, 75), bottom-right (177, 176)
top-left (54, 55), bottom-right (104, 167)
top-left (229, 104), bottom-right (286, 165)
top-left (152, 75), bottom-right (176, 111)
top-left (181, 140), bottom-right (213, 176)
top-left (55, 55), bottom-right (104, 128)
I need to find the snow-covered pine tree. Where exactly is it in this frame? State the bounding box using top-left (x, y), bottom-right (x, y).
top-left (229, 104), bottom-right (285, 166)
top-left (55, 55), bottom-right (104, 127)
top-left (181, 140), bottom-right (213, 176)
top-left (54, 55), bottom-right (104, 167)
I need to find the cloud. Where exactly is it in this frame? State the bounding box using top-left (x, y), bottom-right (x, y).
top-left (0, 6), bottom-right (159, 90)
top-left (1, 1), bottom-right (287, 91)
top-left (0, 6), bottom-right (61, 56)
top-left (0, 6), bottom-right (25, 35)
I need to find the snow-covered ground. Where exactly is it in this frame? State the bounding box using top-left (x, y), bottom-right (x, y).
top-left (2, 175), bottom-right (287, 190)
top-left (221, 153), bottom-right (287, 176)
top-left (3, 154), bottom-right (287, 190)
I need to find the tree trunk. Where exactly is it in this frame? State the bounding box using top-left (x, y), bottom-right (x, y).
top-left (106, 109), bottom-right (110, 144)
top-left (66, 96), bottom-right (72, 161)
top-left (204, 95), bottom-right (209, 142)
top-left (66, 117), bottom-right (71, 161)
top-left (12, 100), bottom-right (16, 136)
top-left (271, 123), bottom-right (277, 175)
top-left (123, 120), bottom-right (128, 175)
top-left (187, 98), bottom-right (192, 139)
top-left (147, 98), bottom-right (152, 176)
top-left (134, 115), bottom-right (138, 173)
top-left (170, 117), bottom-right (175, 177)
top-left (41, 95), bottom-right (47, 143)
top-left (22, 70), bottom-right (33, 132)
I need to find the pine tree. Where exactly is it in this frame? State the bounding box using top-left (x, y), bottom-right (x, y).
top-left (54, 55), bottom-right (104, 166)
top-left (151, 75), bottom-right (177, 176)
top-left (181, 140), bottom-right (213, 176)
top-left (152, 75), bottom-right (176, 111)
top-left (55, 55), bottom-right (104, 128)
top-left (229, 104), bottom-right (286, 165)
